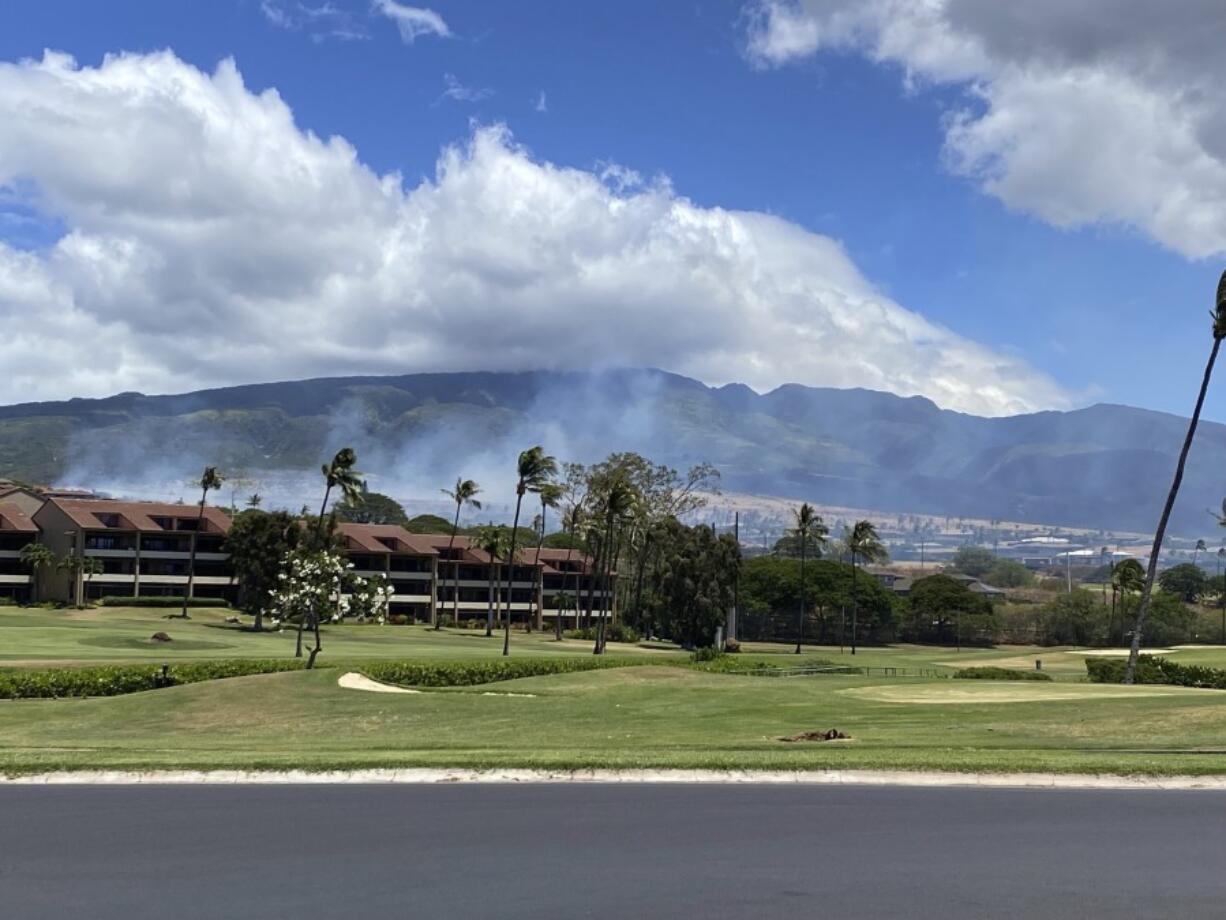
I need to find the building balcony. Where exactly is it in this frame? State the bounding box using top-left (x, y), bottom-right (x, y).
top-left (85, 548), bottom-right (138, 559)
top-left (0, 574), bottom-right (31, 585)
top-left (136, 574), bottom-right (233, 586)
top-left (390, 593), bottom-right (432, 604)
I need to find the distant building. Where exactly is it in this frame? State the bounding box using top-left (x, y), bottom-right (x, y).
top-left (0, 502), bottom-right (39, 604)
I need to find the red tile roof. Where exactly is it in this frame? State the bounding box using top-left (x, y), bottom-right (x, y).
top-left (45, 498), bottom-right (232, 534)
top-left (335, 523), bottom-right (439, 556)
top-left (0, 502), bottom-right (38, 533)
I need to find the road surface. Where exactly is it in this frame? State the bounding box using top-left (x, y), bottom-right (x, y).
top-left (3, 783), bottom-right (1225, 918)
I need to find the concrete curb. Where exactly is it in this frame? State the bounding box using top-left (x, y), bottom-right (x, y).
top-left (5, 768), bottom-right (1226, 789)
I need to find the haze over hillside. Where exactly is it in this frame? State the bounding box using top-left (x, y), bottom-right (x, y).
top-left (0, 368), bottom-right (1220, 536)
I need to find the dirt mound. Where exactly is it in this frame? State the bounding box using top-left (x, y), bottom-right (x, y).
top-left (780, 729), bottom-right (850, 743)
top-left (150, 632), bottom-right (172, 643)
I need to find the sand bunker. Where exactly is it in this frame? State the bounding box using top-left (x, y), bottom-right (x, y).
top-left (481, 691), bottom-right (537, 698)
top-left (337, 672), bottom-right (421, 694)
top-left (840, 684), bottom-right (1203, 705)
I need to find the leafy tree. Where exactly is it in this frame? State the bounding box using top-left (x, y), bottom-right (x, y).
top-left (405, 514), bottom-right (457, 533)
top-left (56, 553), bottom-right (101, 608)
top-left (1039, 589), bottom-right (1104, 645)
top-left (503, 446), bottom-right (558, 656)
top-left (951, 545), bottom-right (995, 578)
top-left (590, 470), bottom-right (638, 654)
top-left (439, 478), bottom-right (482, 630)
top-left (225, 509), bottom-right (301, 630)
top-left (643, 518), bottom-right (739, 649)
top-left (1127, 270), bottom-right (1226, 683)
top-left (302, 448), bottom-right (362, 667)
top-left (175, 466), bottom-right (224, 621)
top-left (846, 520), bottom-right (888, 654)
top-left (1158, 563), bottom-right (1209, 603)
top-left (983, 559), bottom-right (1033, 588)
top-left (333, 488), bottom-right (408, 526)
top-left (902, 574), bottom-right (994, 646)
top-left (789, 503), bottom-right (828, 653)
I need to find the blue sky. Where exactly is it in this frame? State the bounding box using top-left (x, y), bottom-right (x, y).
top-left (0, 0), bottom-right (1221, 420)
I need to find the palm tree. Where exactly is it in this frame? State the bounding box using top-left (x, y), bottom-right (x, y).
top-left (300, 448), bottom-right (363, 666)
top-left (19, 543), bottom-right (56, 604)
top-left (846, 520), bottom-right (887, 655)
top-left (593, 475), bottom-right (638, 655)
top-left (439, 478), bottom-right (481, 630)
top-left (557, 504), bottom-right (584, 640)
top-left (503, 446), bottom-right (558, 656)
top-left (1194, 538), bottom-right (1208, 567)
top-left (474, 524), bottom-right (509, 637)
top-left (790, 503), bottom-right (827, 654)
top-left (531, 482), bottom-right (564, 632)
top-left (1126, 271), bottom-right (1226, 684)
top-left (177, 466), bottom-right (224, 621)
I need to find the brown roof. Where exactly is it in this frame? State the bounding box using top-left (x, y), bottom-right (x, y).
top-left (335, 523), bottom-right (439, 556)
top-left (45, 498), bottom-right (232, 534)
top-left (0, 502), bottom-right (38, 533)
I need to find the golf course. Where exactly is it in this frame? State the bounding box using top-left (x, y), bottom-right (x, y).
top-left (3, 606), bottom-right (1226, 777)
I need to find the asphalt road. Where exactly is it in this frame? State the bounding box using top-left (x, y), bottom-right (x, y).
top-left (4, 783), bottom-right (1226, 919)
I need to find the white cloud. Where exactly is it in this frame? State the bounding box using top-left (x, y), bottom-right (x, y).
top-left (742, 0), bottom-right (1226, 259)
top-left (373, 0), bottom-right (450, 43)
top-left (440, 73), bottom-right (492, 104)
top-left (534, 90), bottom-right (547, 113)
top-left (261, 1), bottom-right (367, 41)
top-left (0, 50), bottom-right (1071, 416)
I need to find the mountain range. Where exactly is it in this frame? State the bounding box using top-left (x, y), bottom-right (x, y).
top-left (0, 368), bottom-right (1221, 536)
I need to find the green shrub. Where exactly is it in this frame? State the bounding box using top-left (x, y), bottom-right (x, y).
top-left (0, 659), bottom-right (306, 699)
top-left (564, 624), bottom-right (641, 643)
top-left (690, 646), bottom-right (724, 663)
top-left (690, 656), bottom-right (836, 674)
top-left (360, 657), bottom-right (641, 688)
top-left (99, 596), bottom-right (230, 609)
top-left (953, 666), bottom-right (1052, 681)
top-left (1086, 655), bottom-right (1226, 689)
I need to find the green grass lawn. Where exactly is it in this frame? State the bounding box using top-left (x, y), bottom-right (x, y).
top-left (4, 607), bottom-right (1226, 776)
top-left (2, 664), bottom-right (1226, 775)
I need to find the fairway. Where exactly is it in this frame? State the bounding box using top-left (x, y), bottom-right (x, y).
top-left (840, 683), bottom-right (1209, 705)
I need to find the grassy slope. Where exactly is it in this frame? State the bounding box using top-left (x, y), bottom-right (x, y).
top-left (5, 608), bottom-right (1226, 776)
top-left (2, 666), bottom-right (1226, 775)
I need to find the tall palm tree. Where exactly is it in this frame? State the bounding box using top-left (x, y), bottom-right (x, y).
top-left (1218, 546), bottom-right (1226, 644)
top-left (19, 543), bottom-right (56, 604)
top-left (557, 503), bottom-right (584, 640)
top-left (503, 446), bottom-right (558, 656)
top-left (178, 466), bottom-right (224, 621)
top-left (846, 520), bottom-right (887, 655)
top-left (300, 448), bottom-right (363, 666)
top-left (531, 482), bottom-right (564, 632)
top-left (439, 478), bottom-right (481, 630)
top-left (474, 524), bottom-right (509, 637)
top-left (594, 474), bottom-right (637, 655)
top-left (790, 503), bottom-right (827, 654)
top-left (1194, 538), bottom-right (1207, 567)
top-left (1113, 558), bottom-right (1145, 646)
top-left (1126, 271), bottom-right (1226, 684)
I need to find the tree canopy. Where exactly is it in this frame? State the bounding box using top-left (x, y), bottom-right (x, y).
top-left (1158, 563), bottom-right (1209, 603)
top-left (333, 490), bottom-right (409, 526)
top-left (951, 545), bottom-right (995, 578)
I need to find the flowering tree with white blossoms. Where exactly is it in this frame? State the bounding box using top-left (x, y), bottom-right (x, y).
top-left (275, 547), bottom-right (352, 668)
top-left (346, 572), bottom-right (395, 624)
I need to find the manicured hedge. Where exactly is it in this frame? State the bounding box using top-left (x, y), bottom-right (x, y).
top-left (1086, 655), bottom-right (1226, 689)
top-left (954, 666), bottom-right (1053, 682)
top-left (0, 659), bottom-right (305, 699)
top-left (99, 596), bottom-right (230, 608)
top-left (360, 657), bottom-right (641, 688)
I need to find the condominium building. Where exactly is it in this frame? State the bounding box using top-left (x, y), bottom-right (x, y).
top-left (0, 502), bottom-right (39, 604)
top-left (33, 498), bottom-right (235, 605)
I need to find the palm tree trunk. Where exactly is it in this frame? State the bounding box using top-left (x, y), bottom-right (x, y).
top-left (439, 502), bottom-right (460, 630)
top-left (532, 507), bottom-right (548, 633)
top-left (178, 485), bottom-right (207, 620)
top-left (298, 483), bottom-right (333, 659)
top-left (503, 492), bottom-right (525, 656)
top-left (584, 533), bottom-right (605, 629)
top-left (851, 551), bottom-right (859, 656)
top-left (1125, 337), bottom-right (1221, 684)
top-left (557, 517), bottom-right (578, 641)
top-left (795, 538), bottom-right (806, 654)
top-left (486, 564), bottom-right (494, 636)
top-left (593, 511), bottom-right (615, 655)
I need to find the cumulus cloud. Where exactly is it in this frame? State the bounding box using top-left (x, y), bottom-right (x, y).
top-left (743, 0), bottom-right (1226, 259)
top-left (0, 50), bottom-right (1070, 416)
top-left (373, 0), bottom-right (450, 43)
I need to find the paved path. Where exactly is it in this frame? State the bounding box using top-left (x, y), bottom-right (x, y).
top-left (4, 784), bottom-right (1226, 918)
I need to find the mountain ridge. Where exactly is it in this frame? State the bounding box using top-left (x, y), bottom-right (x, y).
top-left (0, 368), bottom-right (1220, 535)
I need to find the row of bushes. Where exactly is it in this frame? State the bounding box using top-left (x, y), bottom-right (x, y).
top-left (563, 624), bottom-right (641, 644)
top-left (360, 656), bottom-right (641, 688)
top-left (0, 659), bottom-right (305, 699)
top-left (953, 666), bottom-right (1052, 682)
top-left (1086, 655), bottom-right (1226, 689)
top-left (99, 596), bottom-right (230, 609)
